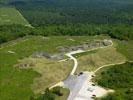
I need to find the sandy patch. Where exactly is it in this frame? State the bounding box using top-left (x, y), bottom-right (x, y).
top-left (8, 50), bottom-right (15, 54)
top-left (68, 38), bottom-right (75, 41)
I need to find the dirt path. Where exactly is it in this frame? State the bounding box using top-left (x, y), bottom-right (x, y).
top-left (50, 40), bottom-right (113, 90)
top-left (66, 50), bottom-right (84, 75)
top-left (94, 61), bottom-right (126, 73)
top-left (62, 40), bottom-right (116, 100)
top-left (65, 40), bottom-right (113, 75)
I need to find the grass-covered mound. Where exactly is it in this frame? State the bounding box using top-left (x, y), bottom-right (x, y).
top-left (96, 62), bottom-right (133, 100)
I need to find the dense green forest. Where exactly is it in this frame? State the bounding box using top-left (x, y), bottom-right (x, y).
top-left (96, 62), bottom-right (133, 100)
top-left (0, 0), bottom-right (133, 44)
top-left (7, 0), bottom-right (133, 26)
top-left (0, 25), bottom-right (31, 43)
top-left (0, 24), bottom-right (133, 44)
top-left (0, 0), bottom-right (133, 43)
top-left (0, 0), bottom-right (133, 26)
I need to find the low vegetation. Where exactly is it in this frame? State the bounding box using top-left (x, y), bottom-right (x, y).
top-left (0, 7), bottom-right (30, 26)
top-left (116, 40), bottom-right (133, 61)
top-left (30, 87), bottom-right (70, 100)
top-left (95, 62), bottom-right (133, 100)
top-left (0, 36), bottom-right (102, 100)
top-left (74, 50), bottom-right (98, 58)
top-left (18, 57), bottom-right (73, 94)
top-left (75, 44), bottom-right (126, 73)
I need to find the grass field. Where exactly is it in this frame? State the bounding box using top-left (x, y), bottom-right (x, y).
top-left (75, 42), bottom-right (126, 73)
top-left (0, 35), bottom-right (109, 100)
top-left (0, 7), bottom-right (30, 26)
top-left (116, 40), bottom-right (133, 61)
top-left (18, 57), bottom-right (73, 94)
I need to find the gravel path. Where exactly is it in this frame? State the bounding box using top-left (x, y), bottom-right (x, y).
top-left (66, 50), bottom-right (84, 75)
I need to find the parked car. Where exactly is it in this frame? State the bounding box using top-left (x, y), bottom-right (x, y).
top-left (92, 94), bottom-right (96, 97)
top-left (92, 84), bottom-right (95, 86)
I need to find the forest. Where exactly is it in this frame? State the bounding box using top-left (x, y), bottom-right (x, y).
top-left (8, 0), bottom-right (133, 26)
top-left (0, 0), bottom-right (133, 43)
top-left (0, 24), bottom-right (133, 44)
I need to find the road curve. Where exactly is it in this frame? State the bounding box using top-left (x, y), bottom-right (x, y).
top-left (50, 39), bottom-right (113, 92)
top-left (66, 50), bottom-right (84, 75)
top-left (66, 40), bottom-right (113, 75)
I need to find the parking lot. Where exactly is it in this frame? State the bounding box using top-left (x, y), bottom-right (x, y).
top-left (64, 72), bottom-right (108, 100)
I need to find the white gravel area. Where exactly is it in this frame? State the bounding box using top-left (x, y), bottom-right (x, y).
top-left (66, 72), bottom-right (111, 100)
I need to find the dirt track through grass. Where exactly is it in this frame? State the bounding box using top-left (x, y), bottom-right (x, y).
top-left (76, 43), bottom-right (126, 73)
top-left (1, 36), bottom-right (105, 100)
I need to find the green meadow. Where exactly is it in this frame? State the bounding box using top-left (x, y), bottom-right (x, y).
top-left (0, 35), bottom-right (132, 100)
top-left (0, 35), bottom-right (105, 100)
top-left (0, 7), bottom-right (30, 26)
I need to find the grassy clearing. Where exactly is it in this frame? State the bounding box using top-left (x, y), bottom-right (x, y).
top-left (73, 50), bottom-right (98, 58)
top-left (0, 7), bottom-right (30, 25)
top-left (0, 35), bottom-right (109, 100)
top-left (116, 40), bottom-right (133, 61)
top-left (75, 42), bottom-right (126, 73)
top-left (18, 57), bottom-right (73, 94)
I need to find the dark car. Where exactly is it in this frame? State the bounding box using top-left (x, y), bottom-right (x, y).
top-left (92, 84), bottom-right (95, 86)
top-left (92, 94), bottom-right (96, 97)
